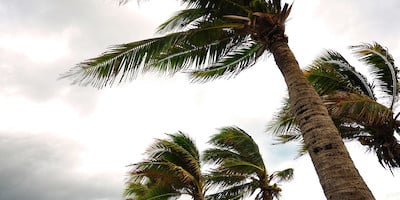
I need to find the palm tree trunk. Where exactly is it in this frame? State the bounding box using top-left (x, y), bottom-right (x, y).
top-left (263, 192), bottom-right (273, 200)
top-left (268, 38), bottom-right (375, 199)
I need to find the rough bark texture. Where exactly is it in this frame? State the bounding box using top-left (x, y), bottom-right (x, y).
top-left (262, 191), bottom-right (273, 200)
top-left (269, 39), bottom-right (375, 200)
top-left (260, 177), bottom-right (273, 200)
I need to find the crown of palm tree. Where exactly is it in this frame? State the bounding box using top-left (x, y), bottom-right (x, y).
top-left (203, 126), bottom-right (293, 200)
top-left (125, 132), bottom-right (205, 199)
top-left (62, 0), bottom-right (292, 88)
top-left (268, 42), bottom-right (400, 171)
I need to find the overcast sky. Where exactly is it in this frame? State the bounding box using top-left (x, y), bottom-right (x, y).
top-left (1, 0), bottom-right (400, 199)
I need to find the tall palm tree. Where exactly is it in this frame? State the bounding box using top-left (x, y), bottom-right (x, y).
top-left (124, 132), bottom-right (206, 200)
top-left (203, 126), bottom-right (293, 200)
top-left (269, 42), bottom-right (400, 171)
top-left (63, 1), bottom-right (374, 198)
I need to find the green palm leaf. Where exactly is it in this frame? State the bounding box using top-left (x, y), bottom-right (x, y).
top-left (204, 126), bottom-right (292, 200)
top-left (206, 172), bottom-right (248, 188)
top-left (206, 181), bottom-right (256, 200)
top-left (191, 41), bottom-right (266, 81)
top-left (206, 126), bottom-right (265, 167)
top-left (63, 21), bottom-right (253, 88)
top-left (267, 97), bottom-right (300, 138)
top-left (270, 168), bottom-right (294, 183)
top-left (125, 132), bottom-right (204, 200)
top-left (351, 42), bottom-right (399, 108)
top-left (146, 134), bottom-right (201, 181)
top-left (323, 91), bottom-right (393, 126)
top-left (156, 8), bottom-right (210, 33)
top-left (124, 182), bottom-right (179, 200)
top-left (307, 50), bottom-right (374, 98)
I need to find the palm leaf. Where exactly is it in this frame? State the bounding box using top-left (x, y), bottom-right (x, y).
top-left (206, 126), bottom-right (265, 167)
top-left (157, 8), bottom-right (209, 33)
top-left (218, 158), bottom-right (265, 175)
top-left (267, 97), bottom-right (300, 138)
top-left (146, 134), bottom-right (201, 180)
top-left (206, 180), bottom-right (256, 200)
top-left (307, 50), bottom-right (374, 98)
top-left (270, 168), bottom-right (294, 183)
top-left (191, 41), bottom-right (265, 81)
top-left (62, 34), bottom-right (180, 88)
top-left (205, 172), bottom-right (248, 188)
top-left (125, 183), bottom-right (179, 200)
top-left (323, 91), bottom-right (393, 126)
top-left (63, 21), bottom-right (251, 88)
top-left (126, 132), bottom-right (205, 199)
top-left (351, 42), bottom-right (399, 108)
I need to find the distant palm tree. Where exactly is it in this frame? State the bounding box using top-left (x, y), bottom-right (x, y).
top-left (124, 132), bottom-right (205, 200)
top-left (203, 126), bottom-right (293, 200)
top-left (64, 0), bottom-right (374, 198)
top-left (269, 42), bottom-right (400, 171)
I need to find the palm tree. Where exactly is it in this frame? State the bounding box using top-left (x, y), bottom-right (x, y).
top-left (124, 132), bottom-right (206, 200)
top-left (269, 42), bottom-right (400, 171)
top-left (63, 1), bottom-right (374, 198)
top-left (203, 126), bottom-right (293, 200)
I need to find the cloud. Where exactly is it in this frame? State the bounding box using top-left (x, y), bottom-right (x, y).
top-left (0, 0), bottom-right (160, 114)
top-left (0, 132), bottom-right (123, 200)
top-left (315, 0), bottom-right (400, 44)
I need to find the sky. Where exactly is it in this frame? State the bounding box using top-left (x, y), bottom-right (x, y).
top-left (0, 0), bottom-right (400, 199)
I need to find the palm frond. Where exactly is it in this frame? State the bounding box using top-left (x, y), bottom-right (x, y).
top-left (148, 22), bottom-right (248, 74)
top-left (205, 172), bottom-right (248, 188)
top-left (190, 41), bottom-right (265, 81)
top-left (157, 8), bottom-right (209, 33)
top-left (270, 168), bottom-right (294, 183)
top-left (124, 171), bottom-right (180, 200)
top-left (323, 91), bottom-right (393, 126)
top-left (267, 97), bottom-right (300, 137)
top-left (62, 34), bottom-right (179, 88)
top-left (203, 148), bottom-right (242, 165)
top-left (206, 181), bottom-right (256, 200)
top-left (63, 21), bottom-right (249, 88)
top-left (219, 158), bottom-right (265, 175)
top-left (146, 133), bottom-right (202, 180)
top-left (206, 126), bottom-right (265, 167)
top-left (359, 135), bottom-right (400, 171)
top-left (351, 42), bottom-right (399, 108)
top-left (124, 182), bottom-right (179, 200)
top-left (126, 132), bottom-right (205, 199)
top-left (307, 50), bottom-right (374, 98)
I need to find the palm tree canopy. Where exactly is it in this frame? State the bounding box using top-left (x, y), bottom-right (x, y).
top-left (125, 132), bottom-right (205, 200)
top-left (203, 126), bottom-right (293, 200)
top-left (62, 0), bottom-right (292, 88)
top-left (268, 42), bottom-right (400, 170)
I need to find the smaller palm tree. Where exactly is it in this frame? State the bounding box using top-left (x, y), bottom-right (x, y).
top-left (124, 132), bottom-right (205, 200)
top-left (203, 126), bottom-right (293, 200)
top-left (268, 42), bottom-right (400, 171)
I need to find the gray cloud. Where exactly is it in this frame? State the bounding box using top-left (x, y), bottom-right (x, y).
top-left (0, 0), bottom-right (158, 114)
top-left (0, 132), bottom-right (123, 200)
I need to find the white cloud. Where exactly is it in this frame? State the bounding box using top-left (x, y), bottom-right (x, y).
top-left (0, 29), bottom-right (75, 63)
